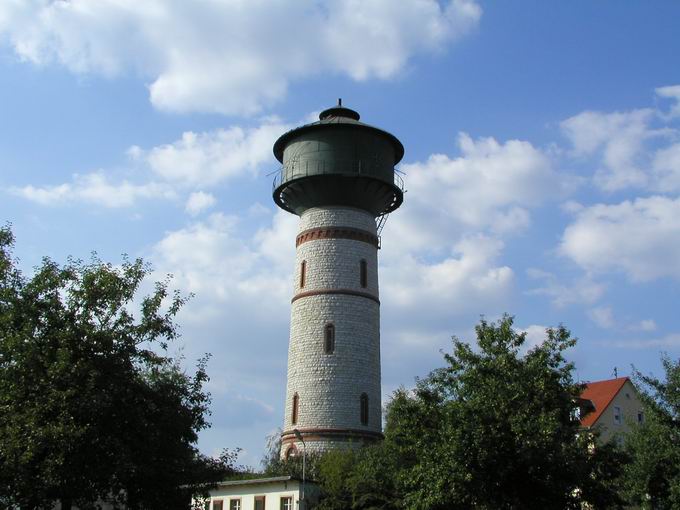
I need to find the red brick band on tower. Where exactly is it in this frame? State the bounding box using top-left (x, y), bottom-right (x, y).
top-left (291, 288), bottom-right (380, 305)
top-left (281, 427), bottom-right (384, 447)
top-left (296, 226), bottom-right (379, 248)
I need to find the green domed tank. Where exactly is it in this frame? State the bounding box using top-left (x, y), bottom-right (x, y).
top-left (273, 101), bottom-right (404, 217)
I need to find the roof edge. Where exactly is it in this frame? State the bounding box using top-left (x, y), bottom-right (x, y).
top-left (216, 476), bottom-right (303, 487)
top-left (272, 121), bottom-right (404, 165)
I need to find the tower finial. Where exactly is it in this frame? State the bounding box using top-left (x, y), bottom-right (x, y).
top-left (338, 97), bottom-right (342, 106)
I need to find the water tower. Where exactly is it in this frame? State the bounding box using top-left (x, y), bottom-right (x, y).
top-left (272, 100), bottom-right (404, 457)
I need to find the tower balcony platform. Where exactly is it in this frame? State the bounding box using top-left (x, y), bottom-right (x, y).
top-left (272, 159), bottom-right (405, 217)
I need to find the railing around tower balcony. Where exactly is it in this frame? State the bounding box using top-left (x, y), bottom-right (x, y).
top-left (271, 158), bottom-right (405, 192)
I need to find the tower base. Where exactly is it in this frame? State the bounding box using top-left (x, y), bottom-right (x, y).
top-left (280, 427), bottom-right (383, 459)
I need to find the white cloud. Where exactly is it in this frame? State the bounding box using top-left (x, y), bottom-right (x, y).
top-left (560, 88), bottom-right (680, 193)
top-left (11, 117), bottom-right (288, 209)
top-left (630, 319), bottom-right (657, 332)
top-left (9, 171), bottom-right (175, 207)
top-left (0, 0), bottom-right (482, 115)
top-left (584, 315), bottom-right (658, 334)
top-left (652, 143), bottom-right (680, 192)
top-left (390, 132), bottom-right (561, 256)
top-left (526, 268), bottom-right (605, 308)
top-left (253, 209), bottom-right (299, 272)
top-left (185, 191), bottom-right (216, 216)
top-left (561, 200), bottom-right (585, 214)
top-left (374, 132), bottom-right (570, 323)
top-left (639, 319), bottom-right (657, 332)
top-left (136, 121), bottom-right (288, 187)
top-left (560, 109), bottom-right (656, 191)
top-left (392, 329), bottom-right (452, 348)
top-left (605, 333), bottom-right (680, 350)
top-left (151, 210), bottom-right (296, 322)
top-left (560, 195), bottom-right (680, 281)
top-left (520, 324), bottom-right (549, 351)
top-left (382, 234), bottom-right (513, 315)
top-left (588, 306), bottom-right (615, 329)
top-left (656, 85), bottom-right (680, 119)
top-left (152, 213), bottom-right (251, 298)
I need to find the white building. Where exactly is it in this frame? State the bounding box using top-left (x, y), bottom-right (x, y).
top-left (198, 477), bottom-right (319, 510)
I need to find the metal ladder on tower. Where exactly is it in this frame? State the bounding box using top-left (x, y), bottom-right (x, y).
top-left (376, 213), bottom-right (389, 249)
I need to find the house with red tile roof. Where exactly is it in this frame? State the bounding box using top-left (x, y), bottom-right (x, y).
top-left (578, 376), bottom-right (645, 443)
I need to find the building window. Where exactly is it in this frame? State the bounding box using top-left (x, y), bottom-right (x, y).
top-left (324, 323), bottom-right (335, 354)
top-left (292, 393), bottom-right (299, 425)
top-left (614, 406), bottom-right (622, 425)
top-left (360, 259), bottom-right (368, 288)
top-left (213, 501), bottom-right (223, 510)
top-left (300, 260), bottom-right (306, 288)
top-left (229, 500), bottom-right (241, 510)
top-left (255, 496), bottom-right (266, 510)
top-left (360, 393), bottom-right (369, 425)
top-left (280, 496), bottom-right (293, 510)
top-left (638, 411), bottom-right (644, 423)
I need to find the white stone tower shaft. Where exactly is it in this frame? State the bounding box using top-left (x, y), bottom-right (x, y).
top-left (280, 207), bottom-right (383, 456)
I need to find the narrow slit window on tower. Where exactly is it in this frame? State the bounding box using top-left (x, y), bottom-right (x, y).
top-left (360, 259), bottom-right (368, 288)
top-left (292, 393), bottom-right (299, 425)
top-left (360, 393), bottom-right (369, 425)
top-left (300, 260), bottom-right (306, 288)
top-left (324, 323), bottom-right (335, 354)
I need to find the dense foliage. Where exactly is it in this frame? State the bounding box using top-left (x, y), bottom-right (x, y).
top-left (0, 226), bottom-right (235, 509)
top-left (378, 315), bottom-right (625, 509)
top-left (265, 315), bottom-right (627, 509)
top-left (621, 356), bottom-right (680, 508)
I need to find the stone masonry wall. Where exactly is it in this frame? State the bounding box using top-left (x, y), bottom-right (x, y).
top-left (282, 207), bottom-right (382, 456)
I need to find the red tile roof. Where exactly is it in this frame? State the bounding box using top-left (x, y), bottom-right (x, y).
top-left (579, 377), bottom-right (629, 427)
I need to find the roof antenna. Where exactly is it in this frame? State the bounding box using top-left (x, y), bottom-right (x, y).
top-left (338, 98), bottom-right (342, 106)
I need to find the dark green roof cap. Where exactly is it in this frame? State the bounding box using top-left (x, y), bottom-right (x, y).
top-left (273, 101), bottom-right (404, 164)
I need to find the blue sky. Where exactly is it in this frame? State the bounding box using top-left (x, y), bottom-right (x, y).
top-left (2, 0), bottom-right (680, 467)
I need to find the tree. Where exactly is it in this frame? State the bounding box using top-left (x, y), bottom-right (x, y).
top-left (373, 315), bottom-right (625, 509)
top-left (621, 355), bottom-right (680, 508)
top-left (261, 436), bottom-right (398, 510)
top-left (0, 226), bottom-right (235, 509)
top-left (315, 448), bottom-right (356, 510)
top-left (344, 441), bottom-right (401, 510)
top-left (258, 316), bottom-right (626, 509)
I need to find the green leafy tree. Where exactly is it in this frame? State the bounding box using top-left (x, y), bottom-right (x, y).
top-left (315, 448), bottom-right (356, 510)
top-left (0, 226), bottom-right (235, 509)
top-left (374, 315), bottom-right (625, 510)
top-left (280, 441), bottom-right (398, 510)
top-left (622, 355), bottom-right (680, 508)
top-left (345, 441), bottom-right (401, 510)
top-left (260, 431), bottom-right (378, 509)
top-left (260, 316), bottom-right (626, 509)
